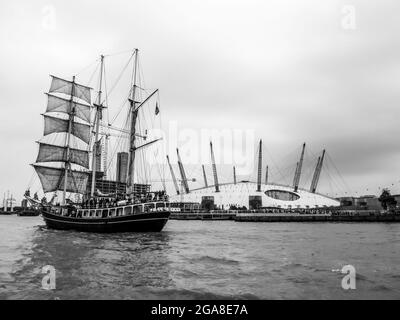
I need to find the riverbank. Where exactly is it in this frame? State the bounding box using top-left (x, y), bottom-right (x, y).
top-left (170, 210), bottom-right (400, 222)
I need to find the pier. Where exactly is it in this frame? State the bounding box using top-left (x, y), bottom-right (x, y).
top-left (170, 210), bottom-right (236, 221)
top-left (170, 209), bottom-right (400, 222)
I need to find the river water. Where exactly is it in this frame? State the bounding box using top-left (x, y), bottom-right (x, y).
top-left (0, 216), bottom-right (399, 300)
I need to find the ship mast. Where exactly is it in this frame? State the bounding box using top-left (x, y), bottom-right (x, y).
top-left (34, 75), bottom-right (92, 200)
top-left (90, 55), bottom-right (105, 198)
top-left (62, 76), bottom-right (76, 205)
top-left (127, 49), bottom-right (139, 192)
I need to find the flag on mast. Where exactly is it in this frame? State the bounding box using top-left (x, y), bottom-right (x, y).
top-left (155, 102), bottom-right (160, 115)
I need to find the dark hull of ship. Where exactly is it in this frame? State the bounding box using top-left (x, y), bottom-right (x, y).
top-left (41, 211), bottom-right (170, 233)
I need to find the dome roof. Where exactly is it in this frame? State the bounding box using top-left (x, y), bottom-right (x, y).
top-left (170, 182), bottom-right (340, 209)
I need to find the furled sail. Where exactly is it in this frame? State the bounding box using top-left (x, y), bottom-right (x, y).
top-left (46, 93), bottom-right (91, 123)
top-left (36, 143), bottom-right (89, 169)
top-left (33, 165), bottom-right (89, 194)
top-left (49, 76), bottom-right (92, 105)
top-left (43, 115), bottom-right (91, 144)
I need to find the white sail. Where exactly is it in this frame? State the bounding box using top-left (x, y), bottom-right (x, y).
top-left (49, 76), bottom-right (92, 105)
top-left (33, 165), bottom-right (89, 194)
top-left (46, 93), bottom-right (91, 123)
top-left (43, 115), bottom-right (91, 145)
top-left (36, 143), bottom-right (90, 169)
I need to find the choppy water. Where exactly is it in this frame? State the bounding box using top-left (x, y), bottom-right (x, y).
top-left (0, 215), bottom-right (399, 300)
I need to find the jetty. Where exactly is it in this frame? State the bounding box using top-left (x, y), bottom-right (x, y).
top-left (170, 208), bottom-right (400, 222)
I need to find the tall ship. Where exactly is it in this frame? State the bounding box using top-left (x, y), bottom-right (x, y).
top-left (0, 192), bottom-right (16, 215)
top-left (26, 50), bottom-right (170, 232)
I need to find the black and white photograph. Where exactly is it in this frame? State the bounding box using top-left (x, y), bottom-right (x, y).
top-left (0, 0), bottom-right (399, 309)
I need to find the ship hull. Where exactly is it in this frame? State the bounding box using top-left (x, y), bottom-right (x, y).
top-left (41, 211), bottom-right (170, 233)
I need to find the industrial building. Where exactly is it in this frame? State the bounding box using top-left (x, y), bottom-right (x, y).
top-left (85, 152), bottom-right (150, 197)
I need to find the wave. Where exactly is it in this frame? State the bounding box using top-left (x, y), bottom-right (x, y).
top-left (190, 255), bottom-right (240, 266)
top-left (143, 287), bottom-right (261, 300)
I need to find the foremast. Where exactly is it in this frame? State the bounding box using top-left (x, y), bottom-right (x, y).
top-left (63, 76), bottom-right (76, 204)
top-left (33, 74), bottom-right (93, 205)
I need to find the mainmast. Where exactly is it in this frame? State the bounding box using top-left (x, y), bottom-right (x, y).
top-left (127, 49), bottom-right (139, 193)
top-left (90, 55), bottom-right (105, 198)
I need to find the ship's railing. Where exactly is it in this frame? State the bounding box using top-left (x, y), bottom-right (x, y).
top-left (50, 202), bottom-right (171, 218)
top-left (80, 196), bottom-right (169, 210)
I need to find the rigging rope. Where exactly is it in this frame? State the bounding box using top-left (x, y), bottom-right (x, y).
top-left (74, 57), bottom-right (100, 78)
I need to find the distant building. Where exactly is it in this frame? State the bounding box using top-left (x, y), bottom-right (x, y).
top-left (336, 195), bottom-right (383, 210)
top-left (116, 152), bottom-right (129, 183)
top-left (85, 171), bottom-right (151, 197)
top-left (391, 194), bottom-right (400, 208)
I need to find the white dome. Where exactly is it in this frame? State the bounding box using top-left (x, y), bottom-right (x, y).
top-left (170, 182), bottom-right (340, 209)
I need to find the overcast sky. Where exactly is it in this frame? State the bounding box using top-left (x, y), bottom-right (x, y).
top-left (1, 0), bottom-right (400, 202)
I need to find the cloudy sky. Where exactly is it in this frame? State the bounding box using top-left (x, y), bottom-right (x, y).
top-left (1, 0), bottom-right (400, 202)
